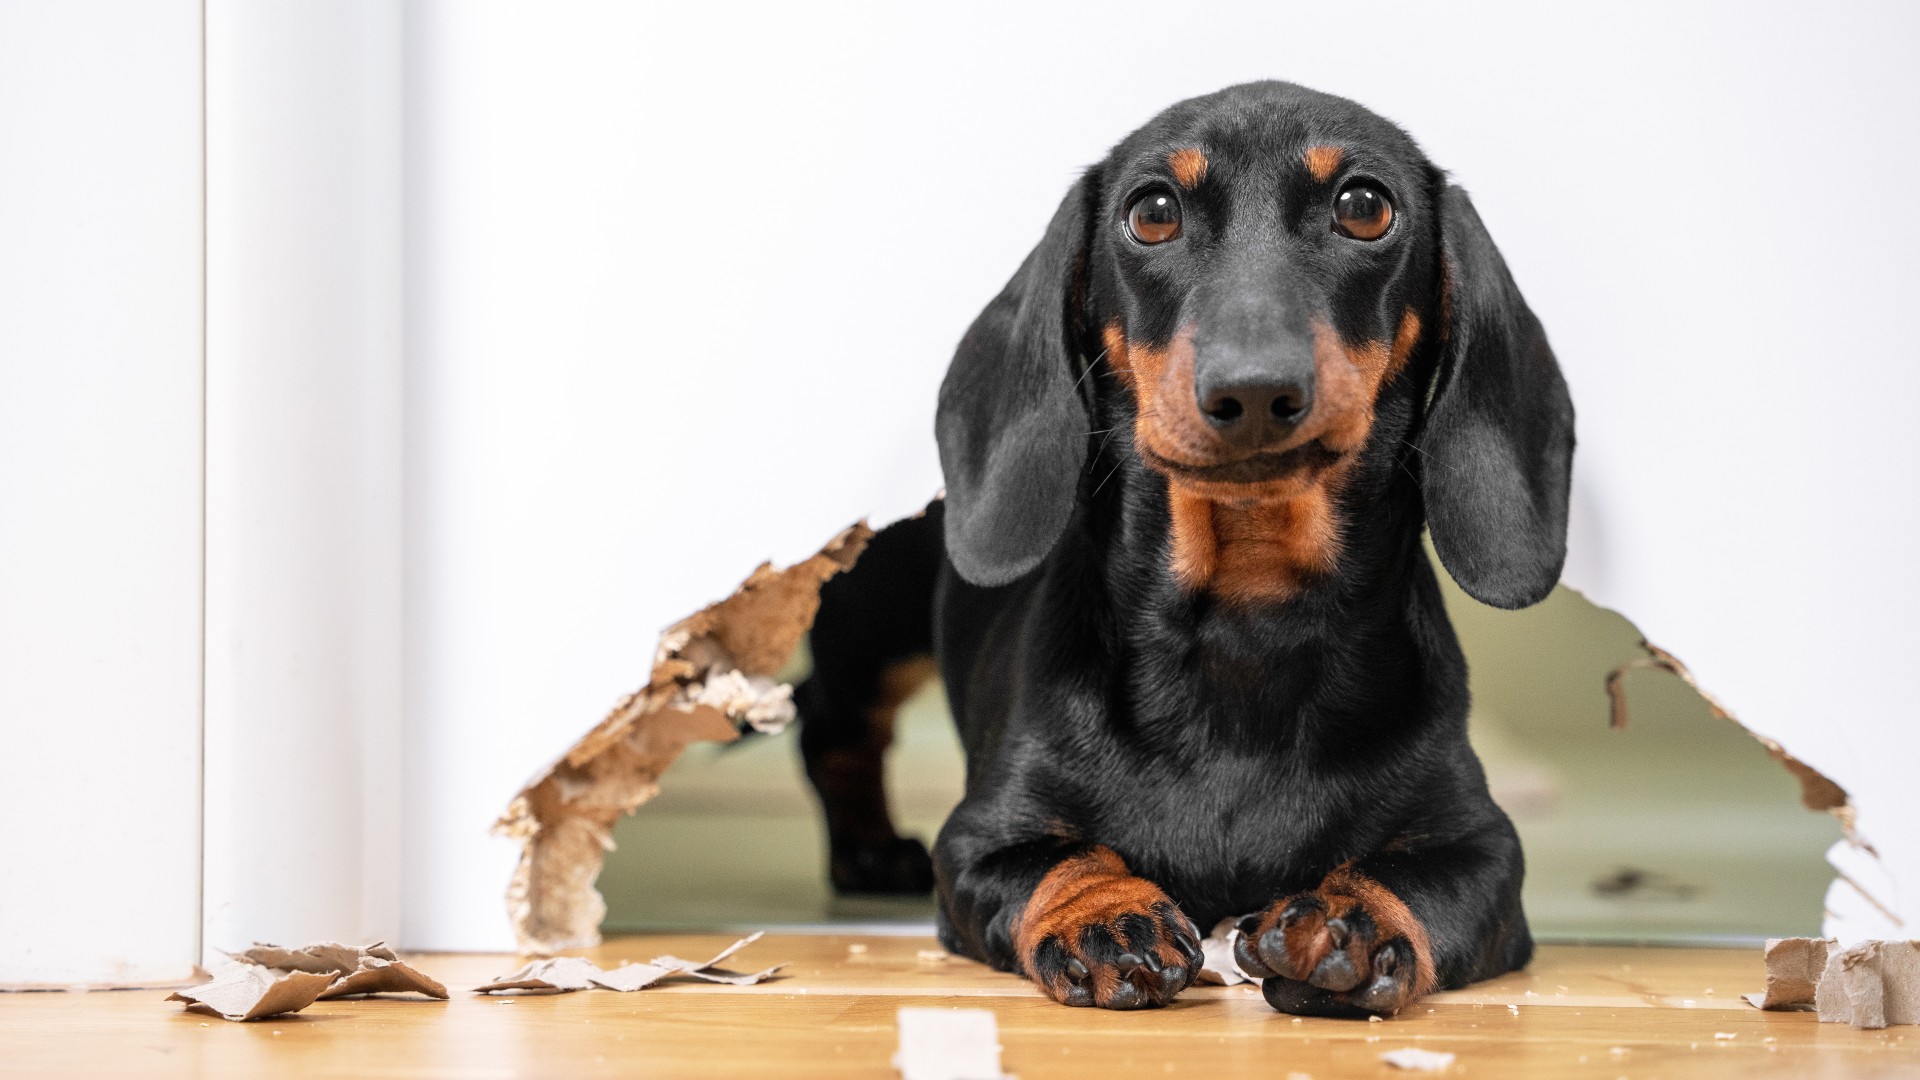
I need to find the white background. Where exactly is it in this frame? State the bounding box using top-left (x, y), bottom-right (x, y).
top-left (4, 0), bottom-right (1916, 979)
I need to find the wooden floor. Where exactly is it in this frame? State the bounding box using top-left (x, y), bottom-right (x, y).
top-left (8, 935), bottom-right (1916, 1078)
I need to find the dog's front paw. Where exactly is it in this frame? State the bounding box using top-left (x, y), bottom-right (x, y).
top-left (1233, 867), bottom-right (1436, 1018)
top-left (1015, 846), bottom-right (1203, 1009)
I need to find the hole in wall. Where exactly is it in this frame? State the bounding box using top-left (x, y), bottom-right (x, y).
top-left (586, 550), bottom-right (1840, 944)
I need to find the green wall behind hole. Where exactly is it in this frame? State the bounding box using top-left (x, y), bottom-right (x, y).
top-left (599, 554), bottom-right (1837, 943)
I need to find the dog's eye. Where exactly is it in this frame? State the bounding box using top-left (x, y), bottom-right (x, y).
top-left (1126, 192), bottom-right (1182, 245)
top-left (1333, 182), bottom-right (1393, 241)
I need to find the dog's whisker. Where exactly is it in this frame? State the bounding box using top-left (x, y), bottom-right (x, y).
top-left (1070, 349), bottom-right (1111, 394)
top-left (1400, 438), bottom-right (1459, 474)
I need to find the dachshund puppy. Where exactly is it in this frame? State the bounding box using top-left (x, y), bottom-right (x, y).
top-left (796, 80), bottom-right (1573, 1017)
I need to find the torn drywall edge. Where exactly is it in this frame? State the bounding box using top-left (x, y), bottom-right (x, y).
top-left (494, 522), bottom-right (874, 955)
top-left (1589, 591), bottom-right (1898, 941)
top-left (498, 530), bottom-right (1890, 956)
top-left (1601, 636), bottom-right (1855, 834)
top-left (1826, 841), bottom-right (1907, 941)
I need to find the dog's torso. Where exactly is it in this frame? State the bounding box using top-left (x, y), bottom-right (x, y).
top-left (934, 441), bottom-right (1510, 943)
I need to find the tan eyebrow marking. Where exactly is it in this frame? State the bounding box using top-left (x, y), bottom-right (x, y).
top-left (1303, 145), bottom-right (1344, 183)
top-left (1168, 147), bottom-right (1209, 189)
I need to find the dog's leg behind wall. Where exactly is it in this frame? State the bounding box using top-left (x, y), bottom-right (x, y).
top-left (797, 507), bottom-right (944, 894)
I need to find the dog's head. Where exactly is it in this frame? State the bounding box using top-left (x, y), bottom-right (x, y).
top-left (937, 82), bottom-right (1573, 610)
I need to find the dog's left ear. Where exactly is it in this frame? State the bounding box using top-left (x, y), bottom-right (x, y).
top-left (1420, 184), bottom-right (1575, 610)
top-left (936, 170), bottom-right (1101, 587)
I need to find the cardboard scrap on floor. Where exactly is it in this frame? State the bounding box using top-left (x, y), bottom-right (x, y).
top-left (234, 940), bottom-right (450, 1000)
top-left (1197, 916), bottom-right (1256, 986)
top-left (475, 931), bottom-right (782, 995)
top-left (893, 1007), bottom-right (1011, 1080)
top-left (1747, 936), bottom-right (1920, 1028)
top-left (1816, 939), bottom-right (1920, 1029)
top-left (1380, 1047), bottom-right (1457, 1071)
top-left (167, 941), bottom-right (447, 1021)
top-left (495, 524), bottom-right (872, 955)
top-left (1743, 936), bottom-right (1829, 1011)
top-left (167, 963), bottom-right (338, 1022)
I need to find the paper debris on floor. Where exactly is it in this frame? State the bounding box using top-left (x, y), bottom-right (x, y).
top-left (1379, 1047), bottom-right (1456, 1071)
top-left (1197, 916), bottom-right (1256, 986)
top-left (893, 1006), bottom-right (1011, 1080)
top-left (1744, 936), bottom-right (1918, 1028)
top-left (166, 962), bottom-right (337, 1022)
top-left (234, 941), bottom-right (449, 1000)
top-left (167, 941), bottom-right (451, 1020)
top-left (1743, 936), bottom-right (1829, 1010)
top-left (495, 525), bottom-right (872, 955)
top-left (473, 956), bottom-right (605, 994)
top-left (1815, 939), bottom-right (1920, 1029)
top-left (475, 932), bottom-right (783, 994)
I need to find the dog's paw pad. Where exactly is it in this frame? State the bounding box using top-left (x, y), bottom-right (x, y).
top-left (1236, 869), bottom-right (1434, 1017)
top-left (1027, 904), bottom-right (1200, 1009)
top-left (1018, 850), bottom-right (1202, 1010)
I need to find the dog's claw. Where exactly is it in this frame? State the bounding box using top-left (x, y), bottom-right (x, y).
top-left (1373, 944), bottom-right (1398, 975)
top-left (1279, 895), bottom-right (1324, 929)
top-left (1027, 907), bottom-right (1195, 1008)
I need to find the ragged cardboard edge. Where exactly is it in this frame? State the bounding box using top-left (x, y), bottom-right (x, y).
top-left (1592, 606), bottom-right (1893, 928)
top-left (494, 522), bottom-right (874, 956)
top-left (166, 942), bottom-right (452, 1020)
top-left (1749, 936), bottom-right (1920, 1028)
top-left (1743, 936), bottom-right (1830, 1010)
top-left (232, 941), bottom-right (450, 1000)
top-left (1602, 637), bottom-right (1855, 838)
top-left (1814, 938), bottom-right (1920, 1029)
top-left (473, 955), bottom-right (604, 994)
top-left (166, 962), bottom-right (337, 1022)
top-left (475, 932), bottom-right (783, 994)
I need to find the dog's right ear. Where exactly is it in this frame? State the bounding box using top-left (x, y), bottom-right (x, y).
top-left (937, 169), bottom-right (1101, 587)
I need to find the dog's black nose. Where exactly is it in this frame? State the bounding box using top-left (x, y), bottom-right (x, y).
top-left (1197, 374), bottom-right (1313, 447)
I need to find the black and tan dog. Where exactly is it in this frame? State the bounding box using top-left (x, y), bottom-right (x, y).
top-left (796, 81), bottom-right (1572, 1017)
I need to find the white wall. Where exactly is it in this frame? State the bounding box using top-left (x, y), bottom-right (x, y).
top-left (4, 1), bottom-right (1908, 971)
top-left (0, 0), bottom-right (205, 985)
top-left (404, 0), bottom-right (1920, 948)
top-left (202, 0), bottom-right (405, 961)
